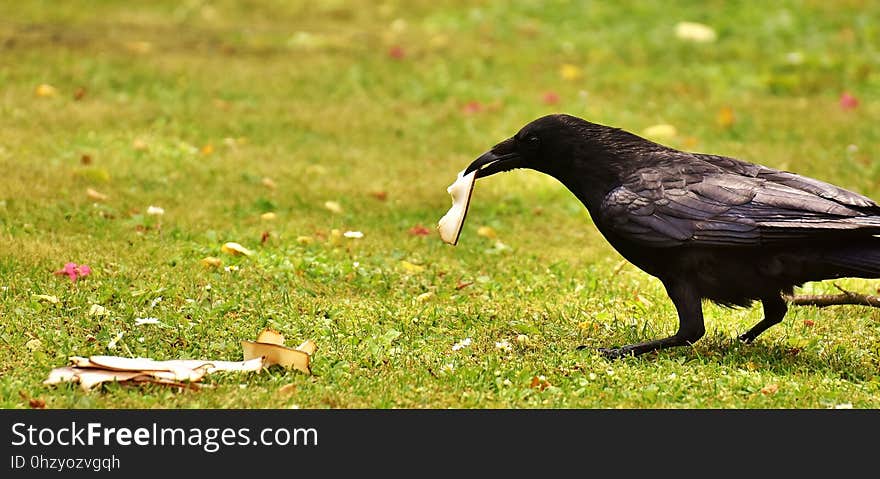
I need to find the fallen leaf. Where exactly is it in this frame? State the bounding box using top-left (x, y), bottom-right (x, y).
top-left (201, 256), bottom-right (222, 268)
top-left (35, 84), bottom-right (58, 97)
top-left (88, 304), bottom-right (108, 316)
top-left (80, 154), bottom-right (92, 165)
top-left (146, 205), bottom-right (165, 216)
top-left (73, 86), bottom-right (87, 101)
top-left (296, 236), bottom-right (314, 245)
top-left (399, 260), bottom-right (425, 273)
top-left (324, 201), bottom-right (343, 213)
top-left (370, 191), bottom-right (388, 201)
top-left (675, 21), bottom-right (717, 43)
top-left (388, 45), bottom-right (406, 59)
top-left (19, 391), bottom-right (46, 409)
top-left (462, 101), bottom-right (484, 115)
top-left (530, 375), bottom-right (551, 391)
top-left (261, 177), bottom-right (277, 189)
top-left (33, 294), bottom-right (59, 304)
top-left (26, 339), bottom-right (42, 351)
top-left (455, 280), bottom-right (473, 290)
top-left (477, 226), bottom-right (497, 239)
top-left (86, 188), bottom-right (108, 201)
top-left (201, 144), bottom-right (214, 155)
top-left (408, 224), bottom-right (432, 236)
top-left (635, 294), bottom-right (653, 308)
top-left (416, 292), bottom-right (434, 302)
top-left (124, 41), bottom-right (153, 54)
top-left (132, 139), bottom-right (149, 151)
top-left (560, 64), bottom-right (582, 81)
top-left (260, 212), bottom-right (277, 221)
top-left (134, 317), bottom-right (160, 326)
top-left (343, 230), bottom-right (364, 239)
top-left (716, 106), bottom-right (736, 128)
top-left (221, 242), bottom-right (253, 256)
top-left (761, 383), bottom-right (779, 395)
top-left (804, 319), bottom-right (815, 327)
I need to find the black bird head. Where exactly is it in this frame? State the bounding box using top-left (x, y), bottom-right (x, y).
top-left (464, 114), bottom-right (587, 179)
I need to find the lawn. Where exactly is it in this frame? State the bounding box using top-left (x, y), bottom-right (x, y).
top-left (1, 0), bottom-right (878, 408)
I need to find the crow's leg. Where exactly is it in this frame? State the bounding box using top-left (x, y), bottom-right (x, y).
top-left (738, 295), bottom-right (787, 343)
top-left (595, 280), bottom-right (705, 359)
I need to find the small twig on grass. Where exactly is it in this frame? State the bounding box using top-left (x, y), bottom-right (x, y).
top-left (785, 283), bottom-right (880, 308)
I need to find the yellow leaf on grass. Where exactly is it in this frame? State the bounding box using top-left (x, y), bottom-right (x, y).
top-left (35, 84), bottom-right (58, 97)
top-left (324, 201), bottom-right (342, 213)
top-left (260, 212), bottom-right (277, 221)
top-left (477, 226), bottom-right (497, 239)
top-left (124, 41), bottom-right (153, 54)
top-left (399, 260), bottom-right (424, 273)
top-left (33, 294), bottom-right (59, 304)
top-left (86, 188), bottom-right (108, 201)
top-left (201, 256), bottom-right (222, 268)
top-left (717, 106), bottom-right (736, 128)
top-left (26, 339), bottom-right (43, 351)
top-left (675, 22), bottom-right (717, 43)
top-left (559, 64), bottom-right (582, 81)
top-left (221, 242), bottom-right (253, 256)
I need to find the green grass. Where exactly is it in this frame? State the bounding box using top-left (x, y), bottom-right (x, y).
top-left (1, 0), bottom-right (879, 408)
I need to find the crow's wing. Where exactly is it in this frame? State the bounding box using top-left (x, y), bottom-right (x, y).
top-left (599, 157), bottom-right (880, 247)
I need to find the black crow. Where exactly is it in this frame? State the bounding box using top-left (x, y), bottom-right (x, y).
top-left (463, 114), bottom-right (880, 358)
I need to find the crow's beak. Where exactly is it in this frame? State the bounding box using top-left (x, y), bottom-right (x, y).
top-left (464, 150), bottom-right (525, 179)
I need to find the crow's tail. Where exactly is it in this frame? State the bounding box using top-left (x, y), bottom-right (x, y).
top-left (823, 238), bottom-right (880, 278)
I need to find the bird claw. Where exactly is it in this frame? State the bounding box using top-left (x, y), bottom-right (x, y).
top-left (737, 333), bottom-right (755, 343)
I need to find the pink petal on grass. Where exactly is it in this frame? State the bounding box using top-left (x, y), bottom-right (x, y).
top-left (388, 45), bottom-right (406, 60)
top-left (408, 225), bottom-right (431, 236)
top-left (462, 101), bottom-right (484, 115)
top-left (542, 91), bottom-right (560, 105)
top-left (54, 262), bottom-right (91, 282)
top-left (840, 92), bottom-right (859, 110)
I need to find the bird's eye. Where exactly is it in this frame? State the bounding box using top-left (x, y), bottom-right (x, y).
top-left (525, 136), bottom-right (540, 148)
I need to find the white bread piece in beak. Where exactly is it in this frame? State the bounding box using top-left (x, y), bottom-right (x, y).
top-left (438, 170), bottom-right (477, 245)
